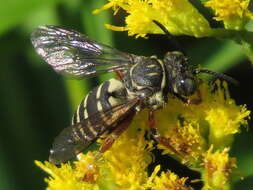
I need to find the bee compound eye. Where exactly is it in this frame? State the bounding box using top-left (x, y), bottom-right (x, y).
top-left (176, 78), bottom-right (196, 96)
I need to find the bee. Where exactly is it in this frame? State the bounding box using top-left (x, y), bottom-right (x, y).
top-left (31, 25), bottom-right (237, 164)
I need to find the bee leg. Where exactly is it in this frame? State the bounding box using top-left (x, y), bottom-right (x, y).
top-left (95, 113), bottom-right (134, 159)
top-left (173, 89), bottom-right (202, 105)
top-left (115, 71), bottom-right (124, 81)
top-left (152, 20), bottom-right (184, 53)
top-left (148, 111), bottom-right (181, 156)
top-left (173, 93), bottom-right (189, 103)
top-left (188, 89), bottom-right (202, 105)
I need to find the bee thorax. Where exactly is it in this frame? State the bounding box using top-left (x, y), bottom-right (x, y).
top-left (123, 57), bottom-right (167, 110)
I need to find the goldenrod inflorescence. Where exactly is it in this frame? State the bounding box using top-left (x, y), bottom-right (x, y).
top-left (93, 0), bottom-right (212, 38)
top-left (93, 0), bottom-right (253, 38)
top-left (205, 0), bottom-right (253, 30)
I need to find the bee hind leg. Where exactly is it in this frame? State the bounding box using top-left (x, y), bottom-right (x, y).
top-left (148, 111), bottom-right (182, 156)
top-left (95, 113), bottom-right (135, 159)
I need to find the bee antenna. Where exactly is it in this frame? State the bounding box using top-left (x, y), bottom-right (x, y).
top-left (194, 69), bottom-right (239, 86)
top-left (152, 20), bottom-right (185, 54)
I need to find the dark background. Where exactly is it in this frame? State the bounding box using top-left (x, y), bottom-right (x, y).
top-left (0, 0), bottom-right (252, 189)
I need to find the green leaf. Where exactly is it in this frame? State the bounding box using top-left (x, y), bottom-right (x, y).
top-left (237, 31), bottom-right (253, 64)
top-left (23, 5), bottom-right (60, 32)
top-left (204, 41), bottom-right (245, 72)
top-left (189, 38), bottom-right (245, 73)
top-left (234, 175), bottom-right (253, 190)
top-left (0, 146), bottom-right (18, 190)
top-left (0, 0), bottom-right (59, 35)
top-left (64, 79), bottom-right (90, 112)
top-left (210, 29), bottom-right (253, 64)
top-left (82, 0), bottom-right (113, 44)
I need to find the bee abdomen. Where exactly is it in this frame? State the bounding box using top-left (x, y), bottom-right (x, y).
top-left (72, 78), bottom-right (127, 127)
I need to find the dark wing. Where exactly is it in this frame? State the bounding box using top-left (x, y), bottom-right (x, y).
top-left (31, 25), bottom-right (135, 78)
top-left (49, 98), bottom-right (139, 164)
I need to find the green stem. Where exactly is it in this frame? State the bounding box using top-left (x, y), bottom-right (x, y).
top-left (237, 35), bottom-right (253, 63)
top-left (210, 28), bottom-right (253, 64)
top-left (203, 41), bottom-right (244, 72)
top-left (210, 28), bottom-right (238, 39)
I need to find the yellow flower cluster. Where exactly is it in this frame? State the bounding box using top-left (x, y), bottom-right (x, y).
top-left (146, 166), bottom-right (194, 190)
top-left (102, 128), bottom-right (152, 189)
top-left (35, 157), bottom-right (102, 190)
top-left (156, 81), bottom-right (250, 165)
top-left (94, 0), bottom-right (253, 37)
top-left (36, 81), bottom-right (250, 190)
top-left (205, 0), bottom-right (253, 30)
top-left (36, 127), bottom-right (193, 190)
top-left (93, 0), bottom-right (212, 38)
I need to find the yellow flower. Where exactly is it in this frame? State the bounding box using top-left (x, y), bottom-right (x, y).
top-left (146, 166), bottom-right (194, 190)
top-left (203, 81), bottom-right (250, 148)
top-left (101, 127), bottom-right (153, 189)
top-left (36, 126), bottom-right (193, 190)
top-left (35, 156), bottom-right (102, 190)
top-left (93, 0), bottom-right (212, 38)
top-left (205, 0), bottom-right (253, 30)
top-left (154, 81), bottom-right (250, 164)
top-left (202, 146), bottom-right (237, 190)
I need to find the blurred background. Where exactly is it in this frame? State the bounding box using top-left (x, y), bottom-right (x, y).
top-left (0, 0), bottom-right (252, 189)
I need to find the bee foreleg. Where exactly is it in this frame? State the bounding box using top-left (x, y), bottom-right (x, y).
top-left (188, 89), bottom-right (202, 105)
top-left (173, 89), bottom-right (202, 105)
top-left (148, 111), bottom-right (181, 156)
top-left (173, 93), bottom-right (189, 103)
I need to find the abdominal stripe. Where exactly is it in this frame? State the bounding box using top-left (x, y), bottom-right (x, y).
top-left (72, 80), bottom-right (119, 140)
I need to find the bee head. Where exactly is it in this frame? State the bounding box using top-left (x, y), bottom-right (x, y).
top-left (153, 20), bottom-right (237, 97)
top-left (163, 51), bottom-right (238, 98)
top-left (163, 51), bottom-right (197, 97)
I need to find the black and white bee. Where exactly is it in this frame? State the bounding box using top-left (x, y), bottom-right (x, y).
top-left (31, 24), bottom-right (237, 164)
